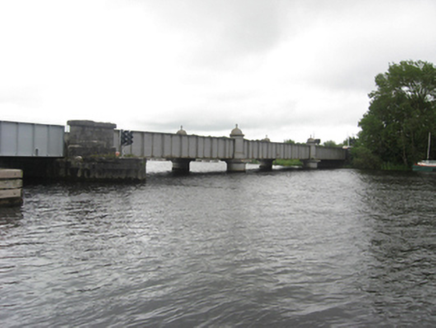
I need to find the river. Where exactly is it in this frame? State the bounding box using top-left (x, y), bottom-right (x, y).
top-left (1, 161), bottom-right (436, 327)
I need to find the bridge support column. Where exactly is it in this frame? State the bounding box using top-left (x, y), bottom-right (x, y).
top-left (303, 159), bottom-right (320, 169)
top-left (226, 160), bottom-right (246, 172)
top-left (259, 159), bottom-right (273, 171)
top-left (228, 125), bottom-right (246, 173)
top-left (171, 159), bottom-right (192, 173)
top-left (304, 137), bottom-right (320, 169)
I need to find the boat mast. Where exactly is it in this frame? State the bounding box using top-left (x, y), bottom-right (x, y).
top-left (427, 132), bottom-right (431, 160)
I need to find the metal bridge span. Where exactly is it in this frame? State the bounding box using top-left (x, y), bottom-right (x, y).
top-left (117, 127), bottom-right (346, 171)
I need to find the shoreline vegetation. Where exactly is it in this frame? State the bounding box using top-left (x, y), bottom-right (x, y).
top-left (352, 60), bottom-right (436, 171)
top-left (273, 159), bottom-right (303, 167)
top-left (277, 60), bottom-right (436, 173)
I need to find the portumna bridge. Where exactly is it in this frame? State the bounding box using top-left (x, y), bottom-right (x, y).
top-left (0, 120), bottom-right (347, 181)
top-left (117, 124), bottom-right (346, 172)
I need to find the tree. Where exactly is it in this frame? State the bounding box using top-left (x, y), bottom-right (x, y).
top-left (358, 60), bottom-right (436, 167)
top-left (341, 137), bottom-right (357, 147)
top-left (322, 140), bottom-right (337, 147)
top-left (284, 139), bottom-right (295, 144)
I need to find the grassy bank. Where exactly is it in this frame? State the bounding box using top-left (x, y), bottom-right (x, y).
top-left (273, 159), bottom-right (303, 167)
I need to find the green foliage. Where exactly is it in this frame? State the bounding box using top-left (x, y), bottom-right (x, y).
top-left (284, 139), bottom-right (296, 144)
top-left (341, 137), bottom-right (357, 148)
top-left (357, 60), bottom-right (436, 168)
top-left (322, 140), bottom-right (338, 147)
top-left (350, 145), bottom-right (382, 170)
top-left (273, 159), bottom-right (303, 166)
top-left (380, 162), bottom-right (410, 171)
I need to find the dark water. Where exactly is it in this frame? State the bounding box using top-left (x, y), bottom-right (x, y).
top-left (1, 162), bottom-right (436, 327)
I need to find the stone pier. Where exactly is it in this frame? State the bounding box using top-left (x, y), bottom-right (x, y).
top-left (67, 120), bottom-right (117, 157)
top-left (62, 120), bottom-right (146, 181)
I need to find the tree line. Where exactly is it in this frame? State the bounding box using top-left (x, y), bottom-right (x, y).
top-left (351, 60), bottom-right (436, 170)
top-left (284, 61), bottom-right (435, 171)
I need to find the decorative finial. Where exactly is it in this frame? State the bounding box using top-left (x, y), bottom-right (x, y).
top-left (177, 125), bottom-right (187, 135)
top-left (230, 124), bottom-right (244, 137)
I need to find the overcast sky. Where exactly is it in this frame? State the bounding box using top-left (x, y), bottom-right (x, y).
top-left (1, 0), bottom-right (435, 143)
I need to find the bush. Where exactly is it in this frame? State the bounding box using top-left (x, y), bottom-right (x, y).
top-left (351, 146), bottom-right (382, 170)
top-left (273, 159), bottom-right (303, 167)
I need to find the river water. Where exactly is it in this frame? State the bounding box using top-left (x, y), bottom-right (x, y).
top-left (1, 161), bottom-right (436, 327)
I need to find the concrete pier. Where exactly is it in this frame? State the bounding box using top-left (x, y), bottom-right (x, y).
top-left (225, 160), bottom-right (247, 172)
top-left (0, 169), bottom-right (23, 207)
top-left (303, 159), bottom-right (320, 169)
top-left (171, 159), bottom-right (192, 173)
top-left (227, 125), bottom-right (246, 172)
top-left (303, 138), bottom-right (320, 169)
top-left (259, 159), bottom-right (274, 171)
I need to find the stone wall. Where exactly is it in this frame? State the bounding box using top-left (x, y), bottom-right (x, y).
top-left (0, 157), bottom-right (146, 182)
top-left (67, 120), bottom-right (117, 157)
top-left (60, 157), bottom-right (146, 182)
top-left (64, 120), bottom-right (145, 181)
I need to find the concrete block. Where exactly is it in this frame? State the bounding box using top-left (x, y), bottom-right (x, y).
top-left (0, 168), bottom-right (23, 207)
top-left (0, 197), bottom-right (23, 207)
top-left (0, 179), bottom-right (23, 189)
top-left (0, 188), bottom-right (22, 199)
top-left (0, 169), bottom-right (23, 179)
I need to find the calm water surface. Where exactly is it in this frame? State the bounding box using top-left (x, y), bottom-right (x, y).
top-left (1, 162), bottom-right (436, 327)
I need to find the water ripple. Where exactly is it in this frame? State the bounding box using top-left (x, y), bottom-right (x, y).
top-left (1, 167), bottom-right (436, 327)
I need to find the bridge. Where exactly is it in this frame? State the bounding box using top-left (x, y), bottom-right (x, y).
top-left (118, 125), bottom-right (346, 172)
top-left (0, 120), bottom-right (347, 180)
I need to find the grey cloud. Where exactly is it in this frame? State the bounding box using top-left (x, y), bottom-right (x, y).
top-left (143, 0), bottom-right (290, 68)
top-left (134, 117), bottom-right (233, 134)
top-left (133, 98), bottom-right (299, 135)
top-left (292, 0), bottom-right (436, 93)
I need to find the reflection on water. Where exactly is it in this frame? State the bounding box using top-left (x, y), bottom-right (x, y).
top-left (1, 163), bottom-right (436, 327)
